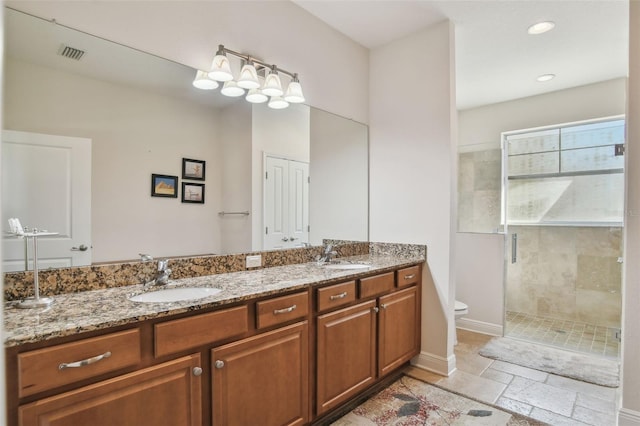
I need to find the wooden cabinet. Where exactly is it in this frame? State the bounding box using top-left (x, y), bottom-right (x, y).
top-left (212, 321), bottom-right (309, 426)
top-left (316, 300), bottom-right (377, 415)
top-left (316, 269), bottom-right (421, 417)
top-left (378, 286), bottom-right (420, 377)
top-left (19, 354), bottom-right (202, 426)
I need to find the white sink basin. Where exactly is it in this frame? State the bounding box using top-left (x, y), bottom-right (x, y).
top-left (129, 287), bottom-right (221, 303)
top-left (323, 263), bottom-right (371, 270)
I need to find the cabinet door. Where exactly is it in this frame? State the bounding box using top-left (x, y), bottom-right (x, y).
top-left (316, 300), bottom-right (377, 415)
top-left (378, 286), bottom-right (420, 377)
top-left (19, 354), bottom-right (202, 426)
top-left (212, 321), bottom-right (309, 426)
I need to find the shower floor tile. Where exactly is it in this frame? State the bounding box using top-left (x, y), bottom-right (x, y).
top-left (505, 311), bottom-right (620, 359)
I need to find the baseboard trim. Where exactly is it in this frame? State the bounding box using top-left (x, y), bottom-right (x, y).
top-left (411, 351), bottom-right (456, 376)
top-left (619, 408), bottom-right (640, 425)
top-left (456, 318), bottom-right (503, 336)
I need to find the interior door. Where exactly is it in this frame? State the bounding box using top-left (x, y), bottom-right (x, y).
top-left (2, 130), bottom-right (92, 271)
top-left (263, 155), bottom-right (309, 250)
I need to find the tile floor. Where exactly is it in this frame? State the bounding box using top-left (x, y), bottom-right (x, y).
top-left (505, 311), bottom-right (620, 359)
top-left (407, 329), bottom-right (620, 426)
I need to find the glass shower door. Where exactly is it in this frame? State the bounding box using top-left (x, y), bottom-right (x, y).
top-left (502, 118), bottom-right (625, 358)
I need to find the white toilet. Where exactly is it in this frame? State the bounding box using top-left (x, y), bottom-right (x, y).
top-left (454, 300), bottom-right (469, 345)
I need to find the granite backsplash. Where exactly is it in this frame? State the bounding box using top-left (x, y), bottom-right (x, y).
top-left (3, 240), bottom-right (401, 301)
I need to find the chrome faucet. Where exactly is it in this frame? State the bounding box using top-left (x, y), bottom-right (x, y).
top-left (317, 244), bottom-right (338, 265)
top-left (143, 259), bottom-right (172, 288)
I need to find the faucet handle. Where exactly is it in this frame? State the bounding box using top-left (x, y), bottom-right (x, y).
top-left (157, 259), bottom-right (168, 271)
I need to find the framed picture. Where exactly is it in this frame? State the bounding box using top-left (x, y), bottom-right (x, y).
top-left (182, 158), bottom-right (206, 181)
top-left (182, 182), bottom-right (205, 204)
top-left (151, 174), bottom-right (178, 198)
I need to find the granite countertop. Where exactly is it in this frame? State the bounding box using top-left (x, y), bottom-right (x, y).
top-left (4, 254), bottom-right (424, 348)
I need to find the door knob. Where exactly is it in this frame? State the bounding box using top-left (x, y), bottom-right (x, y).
top-left (71, 244), bottom-right (88, 251)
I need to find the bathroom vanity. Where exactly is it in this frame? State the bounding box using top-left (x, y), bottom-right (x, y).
top-left (4, 254), bottom-right (423, 425)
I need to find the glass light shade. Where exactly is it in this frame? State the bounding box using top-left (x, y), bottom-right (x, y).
top-left (527, 21), bottom-right (555, 35)
top-left (536, 73), bottom-right (555, 82)
top-left (237, 63), bottom-right (260, 89)
top-left (262, 72), bottom-right (283, 97)
top-left (268, 96), bottom-right (289, 109)
top-left (246, 89), bottom-right (268, 103)
top-left (192, 70), bottom-right (219, 90)
top-left (208, 54), bottom-right (234, 81)
top-left (284, 81), bottom-right (305, 103)
top-left (220, 81), bottom-right (245, 97)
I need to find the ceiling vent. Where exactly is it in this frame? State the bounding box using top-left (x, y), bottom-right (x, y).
top-left (57, 44), bottom-right (85, 61)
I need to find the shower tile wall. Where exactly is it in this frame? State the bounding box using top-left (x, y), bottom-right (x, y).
top-left (458, 149), bottom-right (502, 232)
top-left (506, 226), bottom-right (622, 328)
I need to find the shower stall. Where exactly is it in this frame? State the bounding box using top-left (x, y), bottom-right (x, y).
top-left (458, 117), bottom-right (624, 359)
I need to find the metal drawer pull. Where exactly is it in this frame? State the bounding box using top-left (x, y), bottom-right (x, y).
top-left (404, 274), bottom-right (416, 280)
top-left (193, 367), bottom-right (203, 376)
top-left (329, 292), bottom-right (348, 300)
top-left (273, 304), bottom-right (297, 315)
top-left (59, 351), bottom-right (112, 370)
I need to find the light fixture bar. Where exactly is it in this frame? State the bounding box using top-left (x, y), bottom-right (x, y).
top-left (217, 45), bottom-right (298, 79)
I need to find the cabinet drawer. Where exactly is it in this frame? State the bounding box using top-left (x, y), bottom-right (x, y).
top-left (359, 272), bottom-right (395, 299)
top-left (256, 291), bottom-right (309, 329)
top-left (397, 265), bottom-right (420, 288)
top-left (155, 305), bottom-right (248, 358)
top-left (317, 281), bottom-right (356, 312)
top-left (18, 328), bottom-right (141, 398)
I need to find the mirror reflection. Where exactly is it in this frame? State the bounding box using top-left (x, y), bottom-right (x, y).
top-left (2, 8), bottom-right (369, 272)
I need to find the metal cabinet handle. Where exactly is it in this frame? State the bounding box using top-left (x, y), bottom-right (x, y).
top-left (372, 307), bottom-right (379, 313)
top-left (511, 233), bottom-right (518, 264)
top-left (193, 367), bottom-right (203, 376)
top-left (404, 274), bottom-right (416, 280)
top-left (215, 360), bottom-right (224, 369)
top-left (273, 304), bottom-right (297, 315)
top-left (381, 304), bottom-right (387, 309)
top-left (59, 351), bottom-right (111, 370)
top-left (71, 244), bottom-right (89, 252)
top-left (329, 292), bottom-right (348, 300)
top-left (282, 237), bottom-right (289, 242)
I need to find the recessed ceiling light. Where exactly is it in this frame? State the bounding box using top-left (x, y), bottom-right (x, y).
top-left (536, 74), bottom-right (556, 82)
top-left (528, 21), bottom-right (555, 35)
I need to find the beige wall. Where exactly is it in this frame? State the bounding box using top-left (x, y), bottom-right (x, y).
top-left (5, 1), bottom-right (369, 125)
top-left (369, 21), bottom-right (457, 374)
top-left (620, 1), bottom-right (640, 424)
top-left (4, 58), bottom-right (223, 262)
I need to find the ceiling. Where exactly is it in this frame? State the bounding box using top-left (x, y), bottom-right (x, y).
top-left (293, 0), bottom-right (629, 110)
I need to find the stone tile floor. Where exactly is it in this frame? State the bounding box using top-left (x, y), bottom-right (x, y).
top-left (407, 329), bottom-right (620, 426)
top-left (505, 311), bottom-right (620, 359)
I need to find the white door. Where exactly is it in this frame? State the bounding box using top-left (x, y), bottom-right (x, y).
top-left (2, 130), bottom-right (92, 271)
top-left (263, 156), bottom-right (309, 250)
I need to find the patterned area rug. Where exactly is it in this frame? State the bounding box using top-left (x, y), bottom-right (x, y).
top-left (479, 337), bottom-right (620, 387)
top-left (332, 376), bottom-right (545, 425)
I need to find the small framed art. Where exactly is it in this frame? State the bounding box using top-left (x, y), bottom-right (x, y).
top-left (182, 182), bottom-right (205, 204)
top-left (151, 174), bottom-right (178, 198)
top-left (182, 158), bottom-right (206, 181)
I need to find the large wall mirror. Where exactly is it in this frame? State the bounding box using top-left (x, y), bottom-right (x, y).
top-left (2, 8), bottom-right (369, 271)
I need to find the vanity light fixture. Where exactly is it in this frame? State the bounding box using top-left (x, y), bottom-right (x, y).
top-left (527, 21), bottom-right (555, 35)
top-left (536, 73), bottom-right (556, 82)
top-left (194, 44), bottom-right (305, 109)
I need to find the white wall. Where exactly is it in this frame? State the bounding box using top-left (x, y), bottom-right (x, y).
top-left (251, 104), bottom-right (310, 250)
top-left (455, 233), bottom-right (504, 336)
top-left (369, 21), bottom-right (458, 374)
top-left (6, 1), bottom-right (369, 125)
top-left (620, 2), bottom-right (640, 424)
top-left (309, 108), bottom-right (369, 245)
top-left (4, 59), bottom-right (222, 262)
top-left (219, 103), bottom-right (253, 254)
top-left (459, 78), bottom-right (627, 150)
